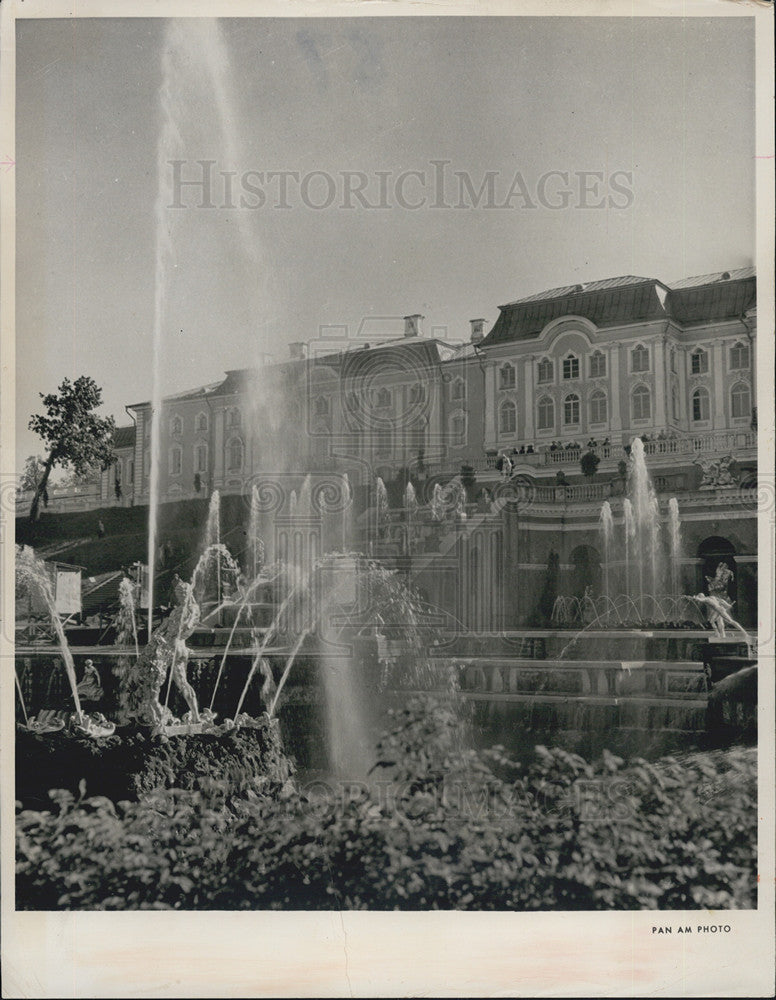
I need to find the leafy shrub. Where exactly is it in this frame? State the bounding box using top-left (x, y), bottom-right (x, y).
top-left (16, 698), bottom-right (756, 910)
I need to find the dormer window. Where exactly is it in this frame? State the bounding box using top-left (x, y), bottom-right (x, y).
top-left (562, 354), bottom-right (579, 380)
top-left (537, 358), bottom-right (553, 383)
top-left (631, 344), bottom-right (650, 373)
top-left (690, 348), bottom-right (709, 375)
top-left (499, 363), bottom-right (516, 389)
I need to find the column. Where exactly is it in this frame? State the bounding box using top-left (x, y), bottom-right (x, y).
top-left (484, 362), bottom-right (497, 448)
top-left (609, 345), bottom-right (622, 433)
top-left (523, 355), bottom-right (535, 440)
top-left (677, 348), bottom-right (688, 430)
top-left (712, 339), bottom-right (725, 429)
top-left (213, 408), bottom-right (225, 487)
top-left (654, 336), bottom-right (667, 428)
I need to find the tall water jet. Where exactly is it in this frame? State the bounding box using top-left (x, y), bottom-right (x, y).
top-left (289, 489), bottom-right (298, 518)
top-left (668, 497), bottom-right (682, 597)
top-left (599, 501), bottom-right (614, 605)
top-left (248, 483), bottom-right (264, 576)
top-left (342, 473), bottom-right (353, 552)
top-left (623, 498), bottom-right (634, 603)
top-left (297, 476), bottom-right (312, 517)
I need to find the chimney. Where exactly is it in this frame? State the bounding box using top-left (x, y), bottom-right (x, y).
top-left (469, 318), bottom-right (486, 344)
top-left (404, 314), bottom-right (424, 338)
top-left (289, 341), bottom-right (306, 360)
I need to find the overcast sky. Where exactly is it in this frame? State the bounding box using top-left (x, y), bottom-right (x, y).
top-left (16, 15), bottom-right (755, 468)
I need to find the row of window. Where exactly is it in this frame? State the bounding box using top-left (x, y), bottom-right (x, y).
top-left (167, 439), bottom-right (244, 476)
top-left (168, 409), bottom-right (242, 436)
top-left (498, 341), bottom-right (752, 390)
top-left (498, 382), bottom-right (752, 434)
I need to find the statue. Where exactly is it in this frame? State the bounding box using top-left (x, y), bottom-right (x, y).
top-left (696, 454), bottom-right (739, 490)
top-left (692, 562), bottom-right (750, 646)
top-left (120, 577), bottom-right (202, 726)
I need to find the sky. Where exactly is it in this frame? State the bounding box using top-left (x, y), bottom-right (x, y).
top-left (15, 15), bottom-right (756, 468)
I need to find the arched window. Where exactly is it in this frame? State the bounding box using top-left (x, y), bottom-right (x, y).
top-left (730, 341), bottom-right (750, 371)
top-left (691, 386), bottom-right (710, 422)
top-left (589, 390), bottom-right (607, 424)
top-left (499, 363), bottom-right (516, 389)
top-left (128, 460), bottom-right (134, 484)
top-left (690, 348), bottom-right (709, 375)
top-left (563, 393), bottom-right (580, 425)
top-left (670, 347), bottom-right (677, 373)
top-left (194, 443), bottom-right (208, 473)
top-left (631, 343), bottom-right (650, 373)
top-left (562, 354), bottom-right (580, 380)
top-left (499, 400), bottom-right (516, 434)
top-left (730, 381), bottom-right (751, 419)
top-left (376, 387), bottom-right (392, 407)
top-left (451, 378), bottom-right (465, 401)
top-left (537, 395), bottom-right (554, 431)
top-left (589, 351), bottom-right (606, 378)
top-left (632, 384), bottom-right (651, 420)
top-left (315, 396), bottom-right (329, 417)
top-left (672, 384), bottom-right (680, 421)
top-left (227, 407), bottom-right (241, 429)
top-left (196, 412), bottom-right (208, 433)
top-left (537, 358), bottom-right (553, 383)
top-left (170, 415), bottom-right (183, 436)
top-left (168, 445), bottom-right (182, 476)
top-left (227, 438), bottom-right (243, 471)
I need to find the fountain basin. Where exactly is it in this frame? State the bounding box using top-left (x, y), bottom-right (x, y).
top-left (15, 719), bottom-right (292, 811)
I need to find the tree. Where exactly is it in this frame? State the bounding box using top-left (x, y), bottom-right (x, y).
top-left (580, 451), bottom-right (601, 479)
top-left (27, 376), bottom-right (116, 524)
top-left (19, 456), bottom-right (46, 496)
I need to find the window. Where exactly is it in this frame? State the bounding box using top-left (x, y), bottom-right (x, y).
top-left (128, 460), bottom-right (134, 484)
top-left (562, 354), bottom-right (580, 380)
top-left (168, 446), bottom-right (182, 476)
top-left (670, 347), bottom-right (677, 373)
top-left (170, 415), bottom-right (182, 436)
top-left (227, 408), bottom-right (241, 429)
top-left (589, 351), bottom-right (606, 378)
top-left (589, 390), bottom-right (607, 424)
top-left (691, 348), bottom-right (709, 375)
top-left (227, 438), bottom-right (243, 471)
top-left (563, 393), bottom-right (580, 425)
top-left (672, 384), bottom-right (679, 421)
top-left (315, 396), bottom-right (329, 417)
top-left (731, 381), bottom-right (751, 419)
top-left (692, 386), bottom-right (710, 422)
top-left (410, 383), bottom-right (426, 403)
top-left (376, 387), bottom-right (392, 407)
top-left (196, 412), bottom-right (208, 433)
top-left (537, 396), bottom-right (554, 431)
top-left (631, 344), bottom-right (650, 373)
top-left (499, 400), bottom-right (516, 434)
top-left (450, 413), bottom-right (466, 441)
top-left (376, 428), bottom-right (392, 456)
top-left (632, 384), bottom-right (651, 420)
top-left (537, 358), bottom-right (553, 383)
top-left (195, 443), bottom-right (208, 473)
top-left (730, 341), bottom-right (750, 371)
top-left (451, 378), bottom-right (465, 401)
top-left (499, 363), bottom-right (516, 389)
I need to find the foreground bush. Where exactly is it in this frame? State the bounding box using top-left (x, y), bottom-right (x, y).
top-left (16, 699), bottom-right (756, 910)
